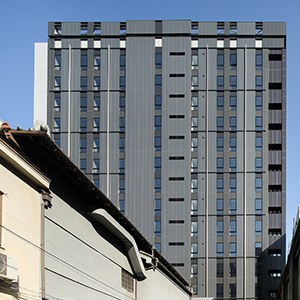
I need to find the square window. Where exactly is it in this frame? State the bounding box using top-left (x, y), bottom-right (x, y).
top-left (217, 117), bottom-right (223, 130)
top-left (217, 40), bottom-right (224, 48)
top-left (255, 198), bottom-right (262, 214)
top-left (155, 221), bottom-right (161, 236)
top-left (230, 262), bottom-right (236, 277)
top-left (217, 178), bottom-right (223, 193)
top-left (191, 54), bottom-right (198, 68)
top-left (93, 118), bottom-right (100, 132)
top-left (155, 243), bottom-right (161, 253)
top-left (230, 242), bottom-right (236, 257)
top-left (155, 53), bottom-right (162, 69)
top-left (217, 137), bottom-right (223, 151)
top-left (230, 137), bottom-right (236, 151)
top-left (54, 97), bottom-right (61, 111)
top-left (155, 157), bottom-right (161, 171)
top-left (81, 54), bottom-right (87, 70)
top-left (94, 97), bottom-right (100, 111)
top-left (256, 136), bottom-right (262, 151)
top-left (230, 76), bottom-right (237, 89)
top-left (217, 199), bottom-right (223, 214)
top-left (230, 157), bottom-right (236, 172)
top-left (94, 76), bottom-right (100, 90)
top-left (230, 96), bottom-right (237, 110)
top-left (81, 77), bottom-right (87, 90)
top-left (191, 179), bottom-right (198, 193)
top-left (120, 117), bottom-right (125, 132)
top-left (119, 158), bottom-right (125, 173)
top-left (119, 178), bottom-right (125, 193)
top-left (191, 158), bottom-right (198, 172)
top-left (230, 283), bottom-right (236, 298)
top-left (81, 40), bottom-right (88, 48)
top-left (54, 77), bottom-right (61, 91)
top-left (256, 54), bottom-right (262, 69)
top-left (93, 159), bottom-right (99, 173)
top-left (217, 96), bottom-right (224, 110)
top-left (155, 38), bottom-right (162, 47)
top-left (230, 117), bottom-right (237, 130)
top-left (230, 221), bottom-right (236, 236)
top-left (256, 157), bottom-right (262, 171)
top-left (230, 40), bottom-right (237, 48)
top-left (191, 199), bottom-right (198, 214)
top-left (217, 158), bottom-right (223, 172)
top-left (217, 54), bottom-right (224, 69)
top-left (80, 118), bottom-right (87, 132)
top-left (255, 177), bottom-right (262, 192)
top-left (230, 53), bottom-right (237, 69)
top-left (120, 76), bottom-right (125, 90)
top-left (94, 40), bottom-right (101, 48)
top-left (217, 221), bottom-right (223, 236)
top-left (80, 138), bottom-right (86, 153)
top-left (217, 284), bottom-right (223, 298)
top-left (120, 40), bottom-right (126, 48)
top-left (255, 40), bottom-right (262, 48)
top-left (155, 178), bottom-right (161, 192)
top-left (217, 262), bottom-right (223, 277)
top-left (94, 54), bottom-right (101, 70)
top-left (55, 137), bottom-right (60, 147)
top-left (119, 200), bottom-right (125, 213)
top-left (256, 117), bottom-right (262, 130)
top-left (191, 221), bottom-right (198, 236)
top-left (93, 138), bottom-right (100, 152)
top-left (191, 137), bottom-right (198, 152)
top-left (155, 116), bottom-right (162, 130)
top-left (54, 118), bottom-right (60, 132)
top-left (54, 54), bottom-right (61, 70)
top-left (80, 159), bottom-right (86, 173)
top-left (192, 96), bottom-right (198, 110)
top-left (155, 95), bottom-right (162, 110)
top-left (255, 220), bottom-right (262, 235)
top-left (191, 117), bottom-right (198, 130)
top-left (155, 75), bottom-right (162, 89)
top-left (155, 137), bottom-right (161, 151)
top-left (256, 95), bottom-right (262, 110)
top-left (155, 199), bottom-right (161, 214)
top-left (94, 179), bottom-right (99, 188)
top-left (217, 76), bottom-right (224, 89)
top-left (120, 138), bottom-right (125, 152)
top-left (192, 76), bottom-right (198, 89)
top-left (120, 96), bottom-right (125, 111)
top-left (255, 242), bottom-right (262, 256)
top-left (230, 199), bottom-right (236, 214)
top-left (217, 243), bottom-right (223, 257)
top-left (80, 97), bottom-right (87, 111)
top-left (191, 243), bottom-right (198, 257)
top-left (54, 40), bottom-right (61, 48)
top-left (230, 178), bottom-right (236, 192)
top-left (120, 54), bottom-right (126, 70)
top-left (191, 263), bottom-right (198, 277)
top-left (256, 76), bottom-right (262, 89)
top-left (191, 40), bottom-right (198, 48)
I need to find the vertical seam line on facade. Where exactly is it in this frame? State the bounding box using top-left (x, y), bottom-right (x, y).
top-left (244, 44), bottom-right (247, 300)
top-left (206, 44), bottom-right (209, 297)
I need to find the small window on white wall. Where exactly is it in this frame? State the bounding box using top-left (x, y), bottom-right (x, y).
top-left (54, 40), bottom-right (61, 48)
top-left (81, 40), bottom-right (88, 48)
top-left (155, 38), bottom-right (162, 47)
top-left (255, 40), bottom-right (262, 48)
top-left (230, 40), bottom-right (237, 48)
top-left (94, 40), bottom-right (101, 48)
top-left (217, 40), bottom-right (224, 48)
top-left (191, 40), bottom-right (198, 48)
top-left (120, 40), bottom-right (126, 48)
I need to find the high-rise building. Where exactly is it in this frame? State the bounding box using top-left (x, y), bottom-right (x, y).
top-left (34, 20), bottom-right (286, 300)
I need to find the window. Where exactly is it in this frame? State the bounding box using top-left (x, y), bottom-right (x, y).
top-left (256, 136), bottom-right (262, 151)
top-left (256, 94), bottom-right (262, 110)
top-left (255, 157), bottom-right (262, 171)
top-left (93, 77), bottom-right (100, 90)
top-left (81, 76), bottom-right (87, 90)
top-left (217, 243), bottom-right (223, 257)
top-left (217, 117), bottom-right (223, 130)
top-left (54, 54), bottom-right (61, 70)
top-left (216, 284), bottom-right (223, 298)
top-left (191, 221), bottom-right (198, 236)
top-left (120, 96), bottom-right (125, 111)
top-left (93, 159), bottom-right (99, 173)
top-left (217, 95), bottom-right (224, 110)
top-left (191, 179), bottom-right (198, 193)
top-left (230, 76), bottom-right (237, 89)
top-left (80, 118), bottom-right (87, 132)
top-left (80, 97), bottom-right (87, 111)
top-left (217, 199), bottom-right (223, 214)
top-left (269, 271), bottom-right (281, 278)
top-left (191, 263), bottom-right (198, 278)
top-left (93, 118), bottom-right (100, 132)
top-left (191, 117), bottom-right (198, 130)
top-left (230, 242), bottom-right (236, 257)
top-left (80, 23), bottom-right (88, 35)
top-left (191, 137), bottom-right (198, 152)
top-left (255, 117), bottom-right (262, 130)
top-left (230, 117), bottom-right (237, 130)
top-left (80, 138), bottom-right (86, 153)
top-left (80, 159), bottom-right (86, 173)
top-left (93, 179), bottom-right (99, 188)
top-left (94, 97), bottom-right (100, 111)
top-left (191, 76), bottom-right (198, 89)
top-left (54, 96), bottom-right (61, 111)
top-left (217, 137), bottom-right (223, 151)
top-left (256, 242), bottom-right (262, 256)
top-left (119, 178), bottom-right (125, 193)
top-left (119, 200), bottom-right (125, 213)
top-left (230, 262), bottom-right (236, 277)
top-left (155, 199), bottom-right (161, 214)
top-left (120, 54), bottom-right (126, 70)
top-left (155, 221), bottom-right (161, 236)
top-left (255, 220), bottom-right (262, 235)
top-left (81, 54), bottom-right (87, 70)
top-left (217, 262), bottom-right (223, 277)
top-left (217, 158), bottom-right (223, 172)
top-left (256, 54), bottom-right (262, 69)
top-left (191, 158), bottom-right (198, 172)
top-left (217, 178), bottom-right (223, 192)
top-left (155, 157), bottom-right (161, 171)
top-left (217, 76), bottom-right (224, 89)
top-left (191, 54), bottom-right (198, 68)
top-left (230, 284), bottom-right (236, 298)
top-left (255, 176), bottom-right (262, 192)
top-left (155, 75), bottom-right (162, 89)
top-left (217, 54), bottom-right (224, 69)
top-left (54, 77), bottom-right (61, 91)
top-left (230, 220), bottom-right (236, 236)
top-left (230, 53), bottom-right (237, 69)
top-left (155, 53), bottom-right (162, 69)
top-left (155, 178), bottom-right (161, 192)
top-left (155, 243), bottom-right (161, 253)
top-left (94, 54), bottom-right (100, 70)
top-left (155, 116), bottom-right (161, 130)
top-left (256, 76), bottom-right (262, 89)
top-left (191, 96), bottom-right (198, 110)
top-left (120, 137), bottom-right (125, 152)
top-left (230, 137), bottom-right (236, 151)
top-left (120, 76), bottom-right (125, 90)
top-left (119, 158), bottom-right (125, 173)
top-left (54, 138), bottom-right (60, 147)
top-left (54, 118), bottom-right (60, 132)
top-left (155, 95), bottom-right (162, 109)
top-left (120, 117), bottom-right (125, 132)
top-left (230, 198), bottom-right (236, 214)
top-left (230, 157), bottom-right (236, 172)
top-left (217, 221), bottom-right (223, 236)
top-left (93, 138), bottom-right (99, 152)
top-left (255, 198), bottom-right (262, 214)
top-left (230, 95), bottom-right (237, 110)
top-left (191, 199), bottom-right (198, 214)
top-left (230, 178), bottom-right (236, 192)
top-left (191, 243), bottom-right (198, 257)
top-left (155, 137), bottom-right (161, 151)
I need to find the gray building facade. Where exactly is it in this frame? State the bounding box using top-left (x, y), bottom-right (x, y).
top-left (36, 20), bottom-right (286, 300)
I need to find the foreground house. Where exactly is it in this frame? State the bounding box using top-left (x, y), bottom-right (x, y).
top-left (0, 122), bottom-right (192, 300)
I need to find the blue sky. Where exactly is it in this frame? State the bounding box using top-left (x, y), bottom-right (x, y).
top-left (1, 0), bottom-right (299, 252)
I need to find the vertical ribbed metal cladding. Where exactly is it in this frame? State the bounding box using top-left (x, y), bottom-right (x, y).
top-left (106, 44), bottom-right (110, 199)
top-left (67, 45), bottom-right (71, 157)
top-left (243, 44), bottom-right (247, 300)
top-left (205, 44), bottom-right (209, 297)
